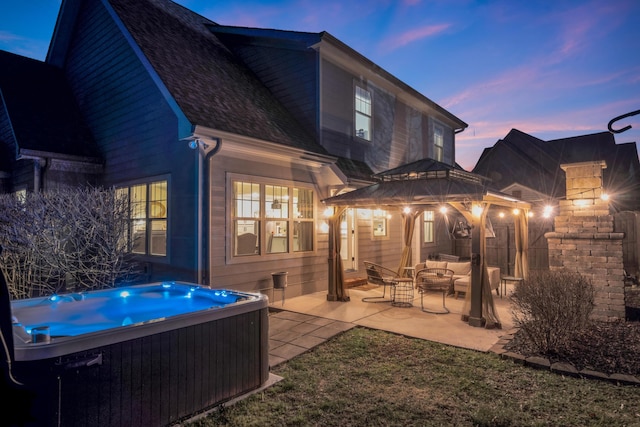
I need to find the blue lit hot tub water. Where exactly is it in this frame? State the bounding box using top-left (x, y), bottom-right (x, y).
top-left (12, 282), bottom-right (243, 339)
top-left (11, 282), bottom-right (270, 427)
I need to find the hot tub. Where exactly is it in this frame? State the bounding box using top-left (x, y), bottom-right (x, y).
top-left (11, 282), bottom-right (269, 427)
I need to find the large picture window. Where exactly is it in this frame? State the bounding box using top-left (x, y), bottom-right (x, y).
top-left (355, 85), bottom-right (372, 141)
top-left (119, 180), bottom-right (168, 256)
top-left (232, 178), bottom-right (314, 257)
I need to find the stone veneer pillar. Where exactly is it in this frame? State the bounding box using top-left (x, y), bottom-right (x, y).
top-left (544, 161), bottom-right (625, 322)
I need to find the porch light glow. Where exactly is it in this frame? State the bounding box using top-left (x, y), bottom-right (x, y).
top-left (403, 206), bottom-right (411, 214)
top-left (512, 208), bottom-right (520, 215)
top-left (601, 193), bottom-right (610, 201)
top-left (323, 207), bottom-right (334, 217)
top-left (319, 222), bottom-right (329, 233)
top-left (543, 205), bottom-right (553, 218)
top-left (498, 211), bottom-right (505, 218)
top-left (439, 206), bottom-right (448, 215)
top-left (471, 204), bottom-right (483, 217)
top-left (527, 211), bottom-right (534, 218)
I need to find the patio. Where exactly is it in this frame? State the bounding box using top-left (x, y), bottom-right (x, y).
top-left (268, 283), bottom-right (517, 368)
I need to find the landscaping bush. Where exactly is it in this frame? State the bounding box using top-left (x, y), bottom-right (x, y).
top-left (0, 187), bottom-right (139, 299)
top-left (510, 270), bottom-right (594, 355)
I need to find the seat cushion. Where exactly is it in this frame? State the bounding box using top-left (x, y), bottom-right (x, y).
top-left (446, 262), bottom-right (471, 276)
top-left (425, 260), bottom-right (448, 269)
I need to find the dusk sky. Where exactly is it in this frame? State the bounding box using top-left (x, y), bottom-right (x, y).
top-left (1, 0), bottom-right (638, 170)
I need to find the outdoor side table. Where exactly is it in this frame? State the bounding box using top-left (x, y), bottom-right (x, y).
top-left (416, 268), bottom-right (454, 314)
top-left (500, 276), bottom-right (523, 298)
top-left (391, 278), bottom-right (414, 308)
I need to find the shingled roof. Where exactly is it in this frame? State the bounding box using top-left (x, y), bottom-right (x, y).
top-left (0, 50), bottom-right (100, 160)
top-left (473, 129), bottom-right (640, 211)
top-left (106, 0), bottom-right (326, 155)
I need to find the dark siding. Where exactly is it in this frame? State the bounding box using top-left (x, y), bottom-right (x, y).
top-left (208, 153), bottom-right (330, 299)
top-left (321, 58), bottom-right (453, 174)
top-left (62, 0), bottom-right (197, 282)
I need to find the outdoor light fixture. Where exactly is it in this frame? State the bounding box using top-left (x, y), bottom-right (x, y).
top-left (403, 206), bottom-right (411, 214)
top-left (543, 205), bottom-right (553, 218)
top-left (439, 206), bottom-right (448, 215)
top-left (513, 208), bottom-right (520, 215)
top-left (471, 204), bottom-right (483, 217)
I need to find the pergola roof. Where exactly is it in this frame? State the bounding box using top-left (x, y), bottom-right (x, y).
top-left (323, 159), bottom-right (530, 210)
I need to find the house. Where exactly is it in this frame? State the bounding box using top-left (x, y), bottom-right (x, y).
top-left (472, 128), bottom-right (640, 273)
top-left (473, 129), bottom-right (640, 212)
top-left (0, 0), bottom-right (469, 299)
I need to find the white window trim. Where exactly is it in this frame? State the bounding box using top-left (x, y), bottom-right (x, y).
top-left (227, 173), bottom-right (318, 264)
top-left (354, 84), bottom-right (372, 141)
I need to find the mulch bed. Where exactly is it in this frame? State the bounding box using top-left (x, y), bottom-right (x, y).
top-left (505, 287), bottom-right (640, 377)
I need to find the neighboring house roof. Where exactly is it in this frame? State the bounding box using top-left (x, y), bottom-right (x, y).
top-left (98, 0), bottom-right (326, 156)
top-left (473, 128), bottom-right (640, 211)
top-left (0, 50), bottom-right (100, 160)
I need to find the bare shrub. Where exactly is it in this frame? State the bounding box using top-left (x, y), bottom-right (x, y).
top-left (510, 270), bottom-right (594, 355)
top-left (0, 188), bottom-right (139, 299)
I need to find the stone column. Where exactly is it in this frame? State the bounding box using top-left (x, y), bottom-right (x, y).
top-left (545, 161), bottom-right (625, 322)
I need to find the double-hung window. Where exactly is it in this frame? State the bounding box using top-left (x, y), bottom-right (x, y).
top-left (423, 210), bottom-right (435, 244)
top-left (434, 125), bottom-right (444, 161)
top-left (119, 179), bottom-right (168, 256)
top-left (372, 209), bottom-right (388, 237)
top-left (232, 178), bottom-right (314, 257)
top-left (355, 85), bottom-right (372, 141)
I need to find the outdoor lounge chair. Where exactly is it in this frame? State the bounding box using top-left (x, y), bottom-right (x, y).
top-left (415, 268), bottom-right (454, 314)
top-left (362, 261), bottom-right (402, 303)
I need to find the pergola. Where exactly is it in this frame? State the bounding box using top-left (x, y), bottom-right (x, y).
top-left (321, 159), bottom-right (530, 328)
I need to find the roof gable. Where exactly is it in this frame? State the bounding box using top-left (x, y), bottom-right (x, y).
top-left (0, 50), bottom-right (99, 160)
top-left (105, 0), bottom-right (325, 154)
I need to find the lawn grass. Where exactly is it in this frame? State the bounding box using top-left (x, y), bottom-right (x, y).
top-left (186, 327), bottom-right (640, 427)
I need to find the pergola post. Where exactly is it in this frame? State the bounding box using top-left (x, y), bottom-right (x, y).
top-left (468, 214), bottom-right (484, 327)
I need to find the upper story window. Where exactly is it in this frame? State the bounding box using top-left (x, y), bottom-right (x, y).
top-left (118, 179), bottom-right (168, 257)
top-left (434, 125), bottom-right (444, 161)
top-left (355, 85), bottom-right (372, 141)
top-left (232, 178), bottom-right (315, 258)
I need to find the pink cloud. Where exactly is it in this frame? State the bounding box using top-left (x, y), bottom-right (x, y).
top-left (379, 23), bottom-right (451, 52)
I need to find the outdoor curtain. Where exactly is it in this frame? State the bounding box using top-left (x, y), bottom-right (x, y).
top-left (397, 208), bottom-right (423, 277)
top-left (461, 204), bottom-right (502, 328)
top-left (328, 206), bottom-right (349, 301)
top-left (514, 209), bottom-right (529, 280)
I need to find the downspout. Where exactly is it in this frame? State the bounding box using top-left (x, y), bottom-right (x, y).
top-left (189, 137), bottom-right (222, 286)
top-left (33, 158), bottom-right (47, 192)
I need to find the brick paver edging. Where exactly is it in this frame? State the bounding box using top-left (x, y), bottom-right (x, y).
top-left (490, 328), bottom-right (640, 386)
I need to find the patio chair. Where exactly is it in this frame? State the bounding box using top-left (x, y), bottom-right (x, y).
top-left (415, 268), bottom-right (454, 314)
top-left (362, 261), bottom-right (401, 303)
